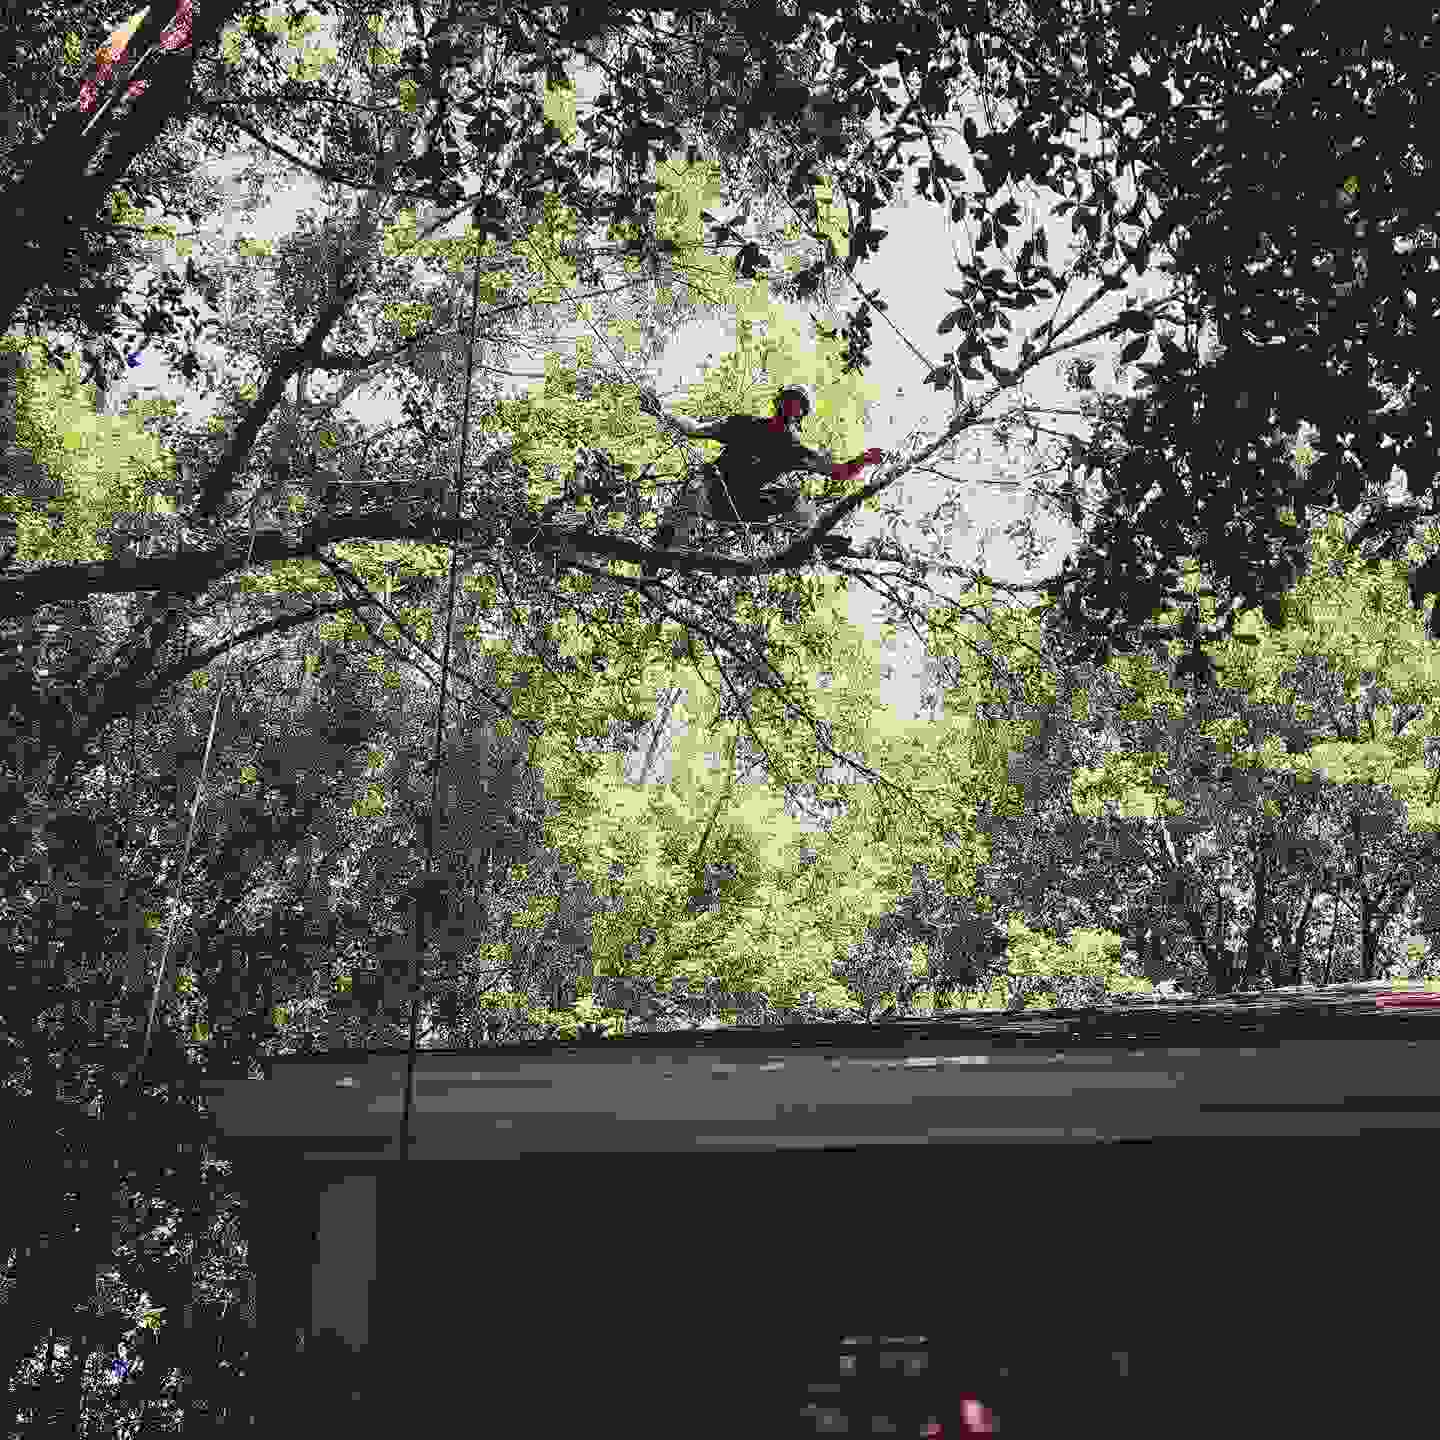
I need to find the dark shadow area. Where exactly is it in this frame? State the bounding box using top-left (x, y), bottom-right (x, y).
top-left (210, 994), bottom-right (1440, 1436)
top-left (237, 1138), bottom-right (1430, 1437)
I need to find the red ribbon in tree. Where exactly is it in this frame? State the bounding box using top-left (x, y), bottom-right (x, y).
top-left (77, 1), bottom-right (195, 115)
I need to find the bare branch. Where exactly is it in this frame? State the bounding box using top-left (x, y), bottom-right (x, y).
top-left (130, 599), bottom-right (357, 710)
top-left (193, 106), bottom-right (442, 205)
top-left (194, 116), bottom-right (422, 519)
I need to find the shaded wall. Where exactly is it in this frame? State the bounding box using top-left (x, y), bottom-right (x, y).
top-left (210, 1002), bottom-right (1440, 1435)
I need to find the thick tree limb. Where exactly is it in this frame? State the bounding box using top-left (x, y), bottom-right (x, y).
top-left (0, 506), bottom-right (871, 617)
top-left (1, 0), bottom-right (251, 336)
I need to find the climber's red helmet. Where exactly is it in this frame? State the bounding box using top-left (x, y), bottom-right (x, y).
top-left (775, 384), bottom-right (813, 424)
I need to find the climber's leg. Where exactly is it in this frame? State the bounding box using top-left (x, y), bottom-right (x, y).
top-left (643, 473), bottom-right (709, 578)
top-left (779, 494), bottom-right (818, 528)
top-left (749, 481), bottom-right (815, 527)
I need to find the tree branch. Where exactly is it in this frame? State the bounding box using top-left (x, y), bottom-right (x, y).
top-left (2, 0), bottom-right (252, 335)
top-left (194, 114), bottom-right (420, 519)
top-left (133, 599), bottom-right (358, 711)
top-left (192, 106), bottom-right (442, 204)
top-left (0, 503), bottom-right (891, 618)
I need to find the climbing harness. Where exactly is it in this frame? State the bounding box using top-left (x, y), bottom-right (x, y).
top-left (657, 473), bottom-right (851, 564)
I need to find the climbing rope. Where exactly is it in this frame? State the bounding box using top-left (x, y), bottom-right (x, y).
top-left (519, 234), bottom-right (703, 485)
top-left (131, 492), bottom-right (264, 1089)
top-left (396, 215), bottom-right (488, 1162)
top-left (395, 213), bottom-right (701, 1151)
top-left (131, 235), bottom-right (281, 1090)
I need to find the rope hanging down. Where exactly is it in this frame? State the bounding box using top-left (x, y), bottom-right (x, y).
top-left (396, 215), bottom-right (486, 1162)
top-left (131, 494), bottom-right (263, 1090)
top-left (129, 121), bottom-right (418, 1092)
top-left (520, 233), bottom-right (701, 482)
top-left (392, 235), bottom-right (791, 1133)
top-left (131, 248), bottom-right (275, 1090)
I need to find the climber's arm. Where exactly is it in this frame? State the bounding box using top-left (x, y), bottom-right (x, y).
top-left (826, 448), bottom-right (887, 484)
top-left (664, 412), bottom-right (730, 441)
top-left (638, 389), bottom-right (729, 442)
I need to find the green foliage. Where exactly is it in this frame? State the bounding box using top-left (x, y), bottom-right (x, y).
top-left (574, 719), bottom-right (871, 1015)
top-left (1178, 512), bottom-right (1440, 835)
top-left (1001, 923), bottom-right (1154, 1009)
top-left (541, 75), bottom-right (578, 144)
top-left (219, 3), bottom-right (334, 77)
top-left (470, 151), bottom-right (882, 516)
top-left (1, 337), bottom-right (176, 564)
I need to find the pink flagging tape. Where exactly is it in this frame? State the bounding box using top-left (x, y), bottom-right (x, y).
top-left (1376, 991), bottom-right (1440, 1007)
top-left (923, 1394), bottom-right (997, 1437)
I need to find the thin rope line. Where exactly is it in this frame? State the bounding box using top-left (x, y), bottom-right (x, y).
top-left (397, 211), bottom-right (487, 1162)
top-left (132, 497), bottom-right (262, 1088)
top-left (517, 236), bottom-right (721, 540)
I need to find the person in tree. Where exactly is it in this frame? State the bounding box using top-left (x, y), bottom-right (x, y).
top-left (638, 383), bottom-right (884, 573)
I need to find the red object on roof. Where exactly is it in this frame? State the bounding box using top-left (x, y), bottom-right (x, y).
top-left (1376, 990), bottom-right (1440, 1007)
top-left (923, 1393), bottom-right (997, 1437)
